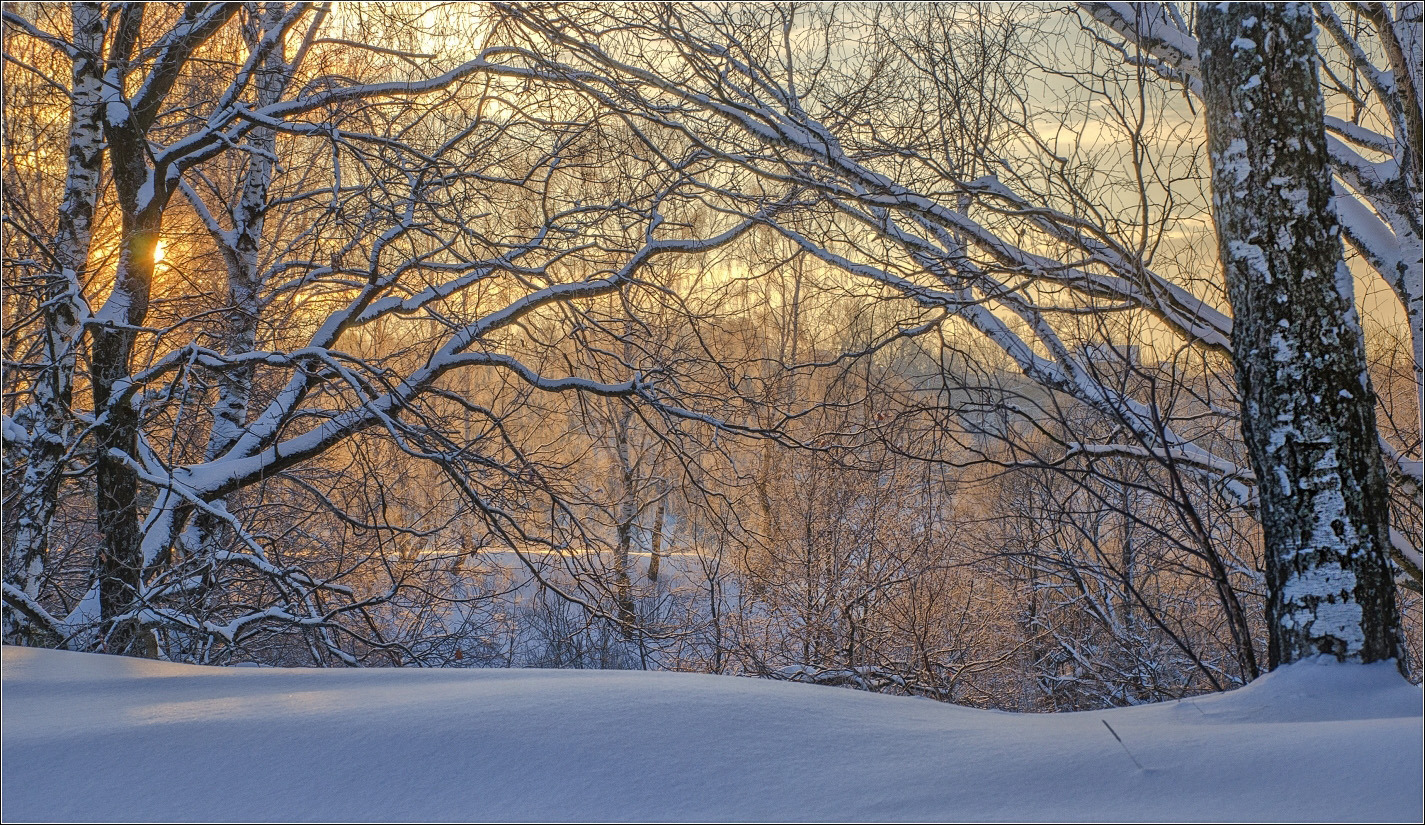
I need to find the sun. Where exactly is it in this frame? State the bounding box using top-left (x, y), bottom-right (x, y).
top-left (154, 239), bottom-right (167, 264)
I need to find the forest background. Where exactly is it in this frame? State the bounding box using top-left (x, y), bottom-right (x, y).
top-left (2, 1), bottom-right (1420, 711)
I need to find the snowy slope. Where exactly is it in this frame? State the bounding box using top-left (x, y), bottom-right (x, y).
top-left (2, 646), bottom-right (1420, 823)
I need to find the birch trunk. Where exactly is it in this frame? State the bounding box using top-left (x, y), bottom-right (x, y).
top-left (613, 400), bottom-right (638, 635)
top-left (1198, 2), bottom-right (1404, 669)
top-left (3, 4), bottom-right (105, 644)
top-left (181, 3), bottom-right (290, 592)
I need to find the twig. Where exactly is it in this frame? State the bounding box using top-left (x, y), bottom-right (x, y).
top-left (1102, 719), bottom-right (1145, 770)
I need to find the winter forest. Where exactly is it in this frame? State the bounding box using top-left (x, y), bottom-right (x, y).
top-left (2, 0), bottom-right (1422, 717)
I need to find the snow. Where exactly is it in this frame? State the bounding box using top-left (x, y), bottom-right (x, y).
top-left (2, 647), bottom-right (1420, 823)
top-left (135, 178), bottom-right (155, 211)
top-left (1089, 3), bottom-right (1201, 74)
top-left (1217, 138), bottom-right (1251, 186)
top-left (104, 100), bottom-right (127, 126)
top-left (0, 413), bottom-right (26, 447)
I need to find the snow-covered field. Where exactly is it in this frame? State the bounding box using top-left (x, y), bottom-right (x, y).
top-left (2, 646), bottom-right (1420, 823)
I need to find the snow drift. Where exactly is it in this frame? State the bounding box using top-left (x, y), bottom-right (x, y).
top-left (2, 645), bottom-right (1420, 822)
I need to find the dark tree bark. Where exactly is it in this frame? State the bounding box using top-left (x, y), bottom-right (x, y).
top-left (1198, 2), bottom-right (1404, 670)
top-left (92, 2), bottom-right (240, 654)
top-left (91, 212), bottom-right (166, 656)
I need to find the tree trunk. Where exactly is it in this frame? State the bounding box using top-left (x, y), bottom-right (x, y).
top-left (179, 4), bottom-right (291, 627)
top-left (205, 2), bottom-right (286, 463)
top-left (3, 3), bottom-right (105, 644)
top-left (93, 6), bottom-right (170, 654)
top-left (1198, 2), bottom-right (1404, 669)
top-left (92, 221), bottom-right (161, 656)
top-left (647, 494), bottom-right (665, 584)
top-left (613, 401), bottom-right (638, 636)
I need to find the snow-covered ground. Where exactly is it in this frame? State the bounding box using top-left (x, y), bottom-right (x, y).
top-left (2, 646), bottom-right (1420, 822)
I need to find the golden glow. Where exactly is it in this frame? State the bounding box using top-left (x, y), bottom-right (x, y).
top-left (153, 239), bottom-right (167, 265)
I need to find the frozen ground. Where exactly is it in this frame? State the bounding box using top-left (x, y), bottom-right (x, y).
top-left (2, 645), bottom-right (1420, 822)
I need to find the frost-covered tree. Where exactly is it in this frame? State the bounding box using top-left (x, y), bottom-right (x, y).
top-left (1, 2), bottom-right (754, 661)
top-left (4, 1), bottom-right (1416, 692)
top-left (1198, 2), bottom-right (1403, 668)
top-left (482, 2), bottom-right (1420, 683)
top-left (1081, 1), bottom-right (1422, 592)
top-left (3, 2), bottom-right (104, 645)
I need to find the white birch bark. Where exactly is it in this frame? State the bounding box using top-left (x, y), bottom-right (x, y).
top-left (3, 3), bottom-right (106, 643)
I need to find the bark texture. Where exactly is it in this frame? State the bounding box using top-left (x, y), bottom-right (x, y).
top-left (1198, 2), bottom-right (1404, 669)
top-left (3, 3), bottom-right (106, 644)
top-left (177, 3), bottom-right (292, 625)
top-left (92, 2), bottom-right (240, 653)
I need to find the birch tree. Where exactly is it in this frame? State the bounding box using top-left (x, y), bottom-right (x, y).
top-left (3, 2), bottom-right (105, 644)
top-left (481, 1), bottom-right (1270, 681)
top-left (1081, 0), bottom-right (1423, 590)
top-left (2, 2), bottom-right (753, 661)
top-left (1198, 1), bottom-right (1403, 667)
top-left (476, 1), bottom-right (1425, 682)
top-left (4, 1), bottom-right (1416, 685)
